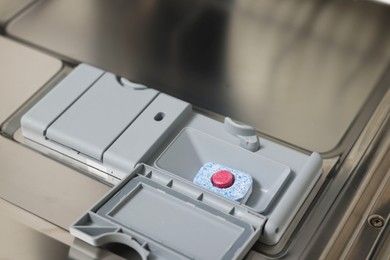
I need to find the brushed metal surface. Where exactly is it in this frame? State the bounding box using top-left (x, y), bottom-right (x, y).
top-left (247, 74), bottom-right (390, 259)
top-left (6, 0), bottom-right (390, 153)
top-left (0, 36), bottom-right (61, 123)
top-left (0, 35), bottom-right (110, 230)
top-left (0, 198), bottom-right (128, 260)
top-left (299, 85), bottom-right (390, 259)
top-left (0, 135), bottom-right (110, 229)
top-left (0, 207), bottom-right (70, 260)
top-left (1, 0), bottom-right (390, 258)
top-left (319, 122), bottom-right (390, 259)
top-left (0, 0), bottom-right (34, 26)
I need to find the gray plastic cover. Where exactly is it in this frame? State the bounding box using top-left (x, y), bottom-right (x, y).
top-left (70, 165), bottom-right (266, 260)
top-left (45, 72), bottom-right (158, 161)
top-left (21, 64), bottom-right (104, 142)
top-left (103, 93), bottom-right (192, 176)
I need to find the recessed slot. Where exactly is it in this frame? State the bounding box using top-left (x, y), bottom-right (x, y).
top-left (154, 112), bottom-right (165, 121)
top-left (155, 128), bottom-right (291, 213)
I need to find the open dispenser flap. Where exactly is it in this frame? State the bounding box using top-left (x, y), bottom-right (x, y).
top-left (70, 165), bottom-right (266, 260)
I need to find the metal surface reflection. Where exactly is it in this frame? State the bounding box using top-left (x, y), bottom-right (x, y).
top-left (0, 35), bottom-right (110, 230)
top-left (0, 210), bottom-right (70, 260)
top-left (1, 1), bottom-right (390, 258)
top-left (0, 0), bottom-right (35, 28)
top-left (7, 0), bottom-right (390, 153)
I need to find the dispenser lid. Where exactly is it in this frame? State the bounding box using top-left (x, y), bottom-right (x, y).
top-left (45, 72), bottom-right (158, 161)
top-left (70, 165), bottom-right (266, 259)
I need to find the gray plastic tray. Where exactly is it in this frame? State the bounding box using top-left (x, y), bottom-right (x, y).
top-left (71, 165), bottom-right (266, 260)
top-left (155, 127), bottom-right (291, 213)
top-left (21, 63), bottom-right (323, 247)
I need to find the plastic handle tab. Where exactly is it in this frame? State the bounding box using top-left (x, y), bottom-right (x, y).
top-left (224, 117), bottom-right (260, 152)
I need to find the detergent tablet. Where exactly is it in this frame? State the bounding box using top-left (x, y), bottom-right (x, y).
top-left (193, 162), bottom-right (253, 203)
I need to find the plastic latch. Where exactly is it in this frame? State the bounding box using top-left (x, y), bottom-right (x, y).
top-left (224, 117), bottom-right (260, 152)
top-left (119, 77), bottom-right (148, 90)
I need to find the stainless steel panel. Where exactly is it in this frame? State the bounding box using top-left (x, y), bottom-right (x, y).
top-left (248, 75), bottom-right (390, 259)
top-left (0, 36), bottom-right (61, 123)
top-left (302, 85), bottom-right (390, 259)
top-left (0, 134), bottom-right (110, 229)
top-left (1, 0), bottom-right (389, 258)
top-left (0, 0), bottom-right (34, 27)
top-left (0, 35), bottom-right (110, 229)
top-left (0, 198), bottom-right (128, 259)
top-left (6, 0), bottom-right (390, 153)
top-left (0, 207), bottom-right (70, 260)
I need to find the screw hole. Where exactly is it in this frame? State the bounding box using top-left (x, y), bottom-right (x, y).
top-left (275, 228), bottom-right (279, 234)
top-left (154, 112), bottom-right (165, 121)
top-left (368, 215), bottom-right (385, 228)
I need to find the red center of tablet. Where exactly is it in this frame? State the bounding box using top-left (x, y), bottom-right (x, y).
top-left (211, 170), bottom-right (234, 188)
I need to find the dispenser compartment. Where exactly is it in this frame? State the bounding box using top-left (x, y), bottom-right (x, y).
top-left (155, 127), bottom-right (291, 213)
top-left (21, 63), bottom-right (323, 247)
